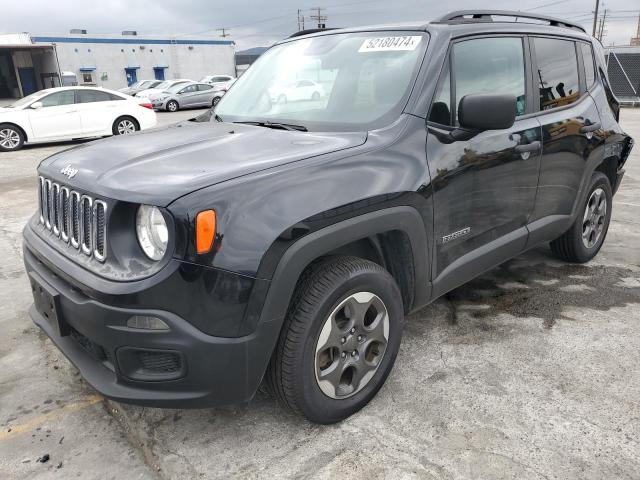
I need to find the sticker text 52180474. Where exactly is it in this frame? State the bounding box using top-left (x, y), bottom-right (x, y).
top-left (358, 36), bottom-right (422, 52)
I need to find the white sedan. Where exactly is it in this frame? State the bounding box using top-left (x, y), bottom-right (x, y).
top-left (0, 86), bottom-right (157, 152)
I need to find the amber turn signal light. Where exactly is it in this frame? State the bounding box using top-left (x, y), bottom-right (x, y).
top-left (196, 210), bottom-right (216, 254)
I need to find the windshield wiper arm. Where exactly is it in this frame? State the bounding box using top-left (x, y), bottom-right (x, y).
top-left (233, 121), bottom-right (308, 132)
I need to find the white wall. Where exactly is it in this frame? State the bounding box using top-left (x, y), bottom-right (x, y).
top-left (37, 35), bottom-right (236, 90)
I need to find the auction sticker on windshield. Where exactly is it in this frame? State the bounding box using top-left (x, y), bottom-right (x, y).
top-left (358, 36), bottom-right (422, 52)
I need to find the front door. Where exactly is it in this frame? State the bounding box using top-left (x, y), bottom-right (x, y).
top-left (426, 36), bottom-right (542, 296)
top-left (28, 90), bottom-right (82, 140)
top-left (18, 67), bottom-right (37, 96)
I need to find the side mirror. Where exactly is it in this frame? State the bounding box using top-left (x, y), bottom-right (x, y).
top-left (31, 101), bottom-right (43, 109)
top-left (458, 94), bottom-right (516, 131)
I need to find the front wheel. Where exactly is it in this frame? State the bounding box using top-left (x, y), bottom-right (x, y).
top-left (212, 96), bottom-right (222, 107)
top-left (267, 256), bottom-right (403, 424)
top-left (0, 124), bottom-right (24, 152)
top-left (550, 171), bottom-right (612, 263)
top-left (112, 117), bottom-right (139, 136)
top-left (166, 100), bottom-right (179, 112)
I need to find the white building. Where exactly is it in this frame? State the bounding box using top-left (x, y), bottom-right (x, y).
top-left (0, 31), bottom-right (236, 99)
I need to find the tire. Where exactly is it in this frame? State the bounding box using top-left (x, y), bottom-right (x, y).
top-left (166, 100), bottom-right (179, 112)
top-left (0, 124), bottom-right (25, 152)
top-left (112, 116), bottom-right (139, 136)
top-left (550, 171), bottom-right (612, 263)
top-left (311, 91), bottom-right (320, 101)
top-left (266, 256), bottom-right (404, 424)
top-left (212, 96), bottom-right (221, 107)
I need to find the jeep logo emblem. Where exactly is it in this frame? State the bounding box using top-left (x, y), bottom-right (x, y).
top-left (60, 165), bottom-right (78, 179)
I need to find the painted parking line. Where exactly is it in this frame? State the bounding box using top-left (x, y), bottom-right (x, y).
top-left (0, 394), bottom-right (102, 441)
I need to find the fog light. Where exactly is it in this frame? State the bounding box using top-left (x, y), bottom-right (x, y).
top-left (127, 315), bottom-right (169, 330)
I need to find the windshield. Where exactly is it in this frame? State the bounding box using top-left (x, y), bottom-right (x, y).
top-left (154, 81), bottom-right (172, 90)
top-left (6, 90), bottom-right (50, 108)
top-left (138, 80), bottom-right (154, 88)
top-left (215, 32), bottom-right (428, 131)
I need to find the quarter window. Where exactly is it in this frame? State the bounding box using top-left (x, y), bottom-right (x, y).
top-left (534, 37), bottom-right (580, 110)
top-left (40, 91), bottom-right (75, 107)
top-left (580, 42), bottom-right (596, 88)
top-left (428, 65), bottom-right (451, 125)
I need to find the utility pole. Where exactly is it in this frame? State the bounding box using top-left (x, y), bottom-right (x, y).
top-left (592, 0), bottom-right (600, 37)
top-left (309, 7), bottom-right (327, 29)
top-left (598, 9), bottom-right (608, 42)
top-left (217, 28), bottom-right (230, 38)
top-left (297, 9), bottom-right (306, 31)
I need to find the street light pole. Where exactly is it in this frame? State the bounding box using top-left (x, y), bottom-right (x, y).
top-left (592, 0), bottom-right (600, 37)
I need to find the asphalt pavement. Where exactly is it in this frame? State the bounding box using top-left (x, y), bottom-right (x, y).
top-left (1, 108), bottom-right (639, 480)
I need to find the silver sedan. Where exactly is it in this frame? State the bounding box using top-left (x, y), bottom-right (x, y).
top-left (149, 82), bottom-right (220, 112)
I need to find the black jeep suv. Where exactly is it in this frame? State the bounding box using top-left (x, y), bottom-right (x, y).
top-left (24, 11), bottom-right (633, 423)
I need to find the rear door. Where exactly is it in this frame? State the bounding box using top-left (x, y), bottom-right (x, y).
top-left (527, 36), bottom-right (603, 241)
top-left (75, 89), bottom-right (125, 136)
top-left (27, 90), bottom-right (82, 140)
top-left (196, 83), bottom-right (214, 106)
top-left (426, 35), bottom-right (542, 296)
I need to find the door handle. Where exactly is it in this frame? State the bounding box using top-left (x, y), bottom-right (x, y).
top-left (514, 141), bottom-right (541, 154)
top-left (580, 122), bottom-right (601, 134)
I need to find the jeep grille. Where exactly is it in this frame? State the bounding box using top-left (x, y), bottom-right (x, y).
top-left (38, 176), bottom-right (107, 262)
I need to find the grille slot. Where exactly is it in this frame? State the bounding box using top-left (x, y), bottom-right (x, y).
top-left (137, 351), bottom-right (182, 374)
top-left (37, 177), bottom-right (107, 262)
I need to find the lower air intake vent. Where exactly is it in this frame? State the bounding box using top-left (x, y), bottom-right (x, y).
top-left (116, 347), bottom-right (186, 382)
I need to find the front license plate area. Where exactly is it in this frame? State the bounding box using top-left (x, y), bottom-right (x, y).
top-left (29, 273), bottom-right (69, 337)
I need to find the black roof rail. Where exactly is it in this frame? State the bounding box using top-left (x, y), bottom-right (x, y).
top-left (288, 28), bottom-right (338, 39)
top-left (435, 10), bottom-right (587, 33)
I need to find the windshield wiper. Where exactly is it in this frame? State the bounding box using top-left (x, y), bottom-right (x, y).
top-left (233, 121), bottom-right (307, 132)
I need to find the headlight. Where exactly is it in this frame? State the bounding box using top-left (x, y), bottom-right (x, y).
top-left (136, 205), bottom-right (168, 261)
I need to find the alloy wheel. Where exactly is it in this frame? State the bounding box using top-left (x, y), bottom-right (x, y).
top-left (582, 187), bottom-right (607, 249)
top-left (0, 128), bottom-right (20, 149)
top-left (314, 292), bottom-right (389, 399)
top-left (117, 120), bottom-right (136, 135)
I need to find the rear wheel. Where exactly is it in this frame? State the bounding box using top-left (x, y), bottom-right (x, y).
top-left (0, 124), bottom-right (24, 152)
top-left (267, 256), bottom-right (403, 424)
top-left (112, 116), bottom-right (139, 136)
top-left (166, 100), bottom-right (179, 112)
top-left (550, 171), bottom-right (612, 263)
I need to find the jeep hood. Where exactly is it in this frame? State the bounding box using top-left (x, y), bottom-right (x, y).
top-left (38, 121), bottom-right (367, 206)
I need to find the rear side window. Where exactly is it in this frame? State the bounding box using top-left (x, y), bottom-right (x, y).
top-left (533, 37), bottom-right (580, 110)
top-left (428, 36), bottom-right (526, 126)
top-left (77, 90), bottom-right (119, 103)
top-left (197, 84), bottom-right (213, 91)
top-left (580, 42), bottom-right (596, 88)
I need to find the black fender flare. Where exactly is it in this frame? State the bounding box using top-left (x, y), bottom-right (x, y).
top-left (254, 205), bottom-right (431, 331)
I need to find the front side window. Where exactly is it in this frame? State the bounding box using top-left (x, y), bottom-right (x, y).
top-left (179, 85), bottom-right (198, 94)
top-left (534, 37), bottom-right (580, 110)
top-left (215, 32), bottom-right (429, 131)
top-left (581, 42), bottom-right (596, 88)
top-left (453, 37), bottom-right (526, 123)
top-left (40, 91), bottom-right (75, 107)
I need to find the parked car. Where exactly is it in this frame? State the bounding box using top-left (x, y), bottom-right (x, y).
top-left (269, 79), bottom-right (324, 104)
top-left (148, 81), bottom-right (220, 111)
top-left (23, 11), bottom-right (633, 424)
top-left (135, 79), bottom-right (191, 99)
top-left (119, 80), bottom-right (163, 96)
top-left (0, 86), bottom-right (157, 151)
top-left (200, 74), bottom-right (235, 88)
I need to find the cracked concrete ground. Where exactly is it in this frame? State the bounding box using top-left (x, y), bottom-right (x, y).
top-left (1, 108), bottom-right (639, 479)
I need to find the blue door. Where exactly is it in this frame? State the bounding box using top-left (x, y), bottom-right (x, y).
top-left (153, 67), bottom-right (165, 81)
top-left (125, 68), bottom-right (138, 86)
top-left (18, 67), bottom-right (37, 96)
